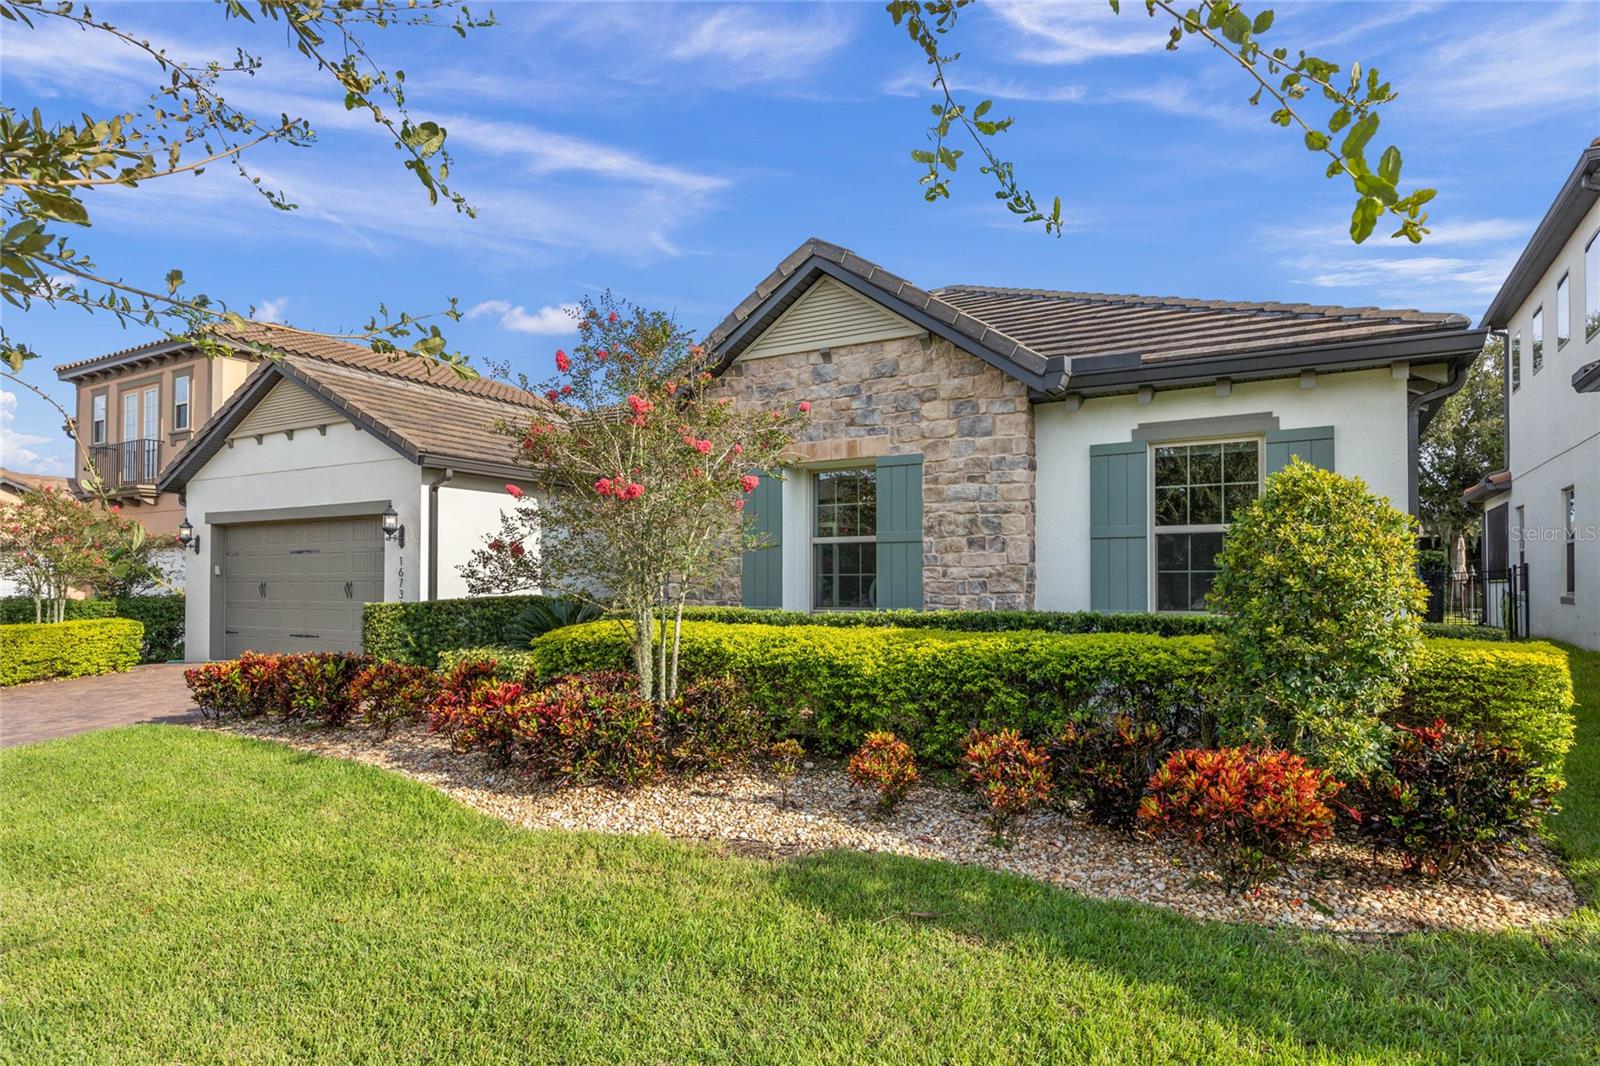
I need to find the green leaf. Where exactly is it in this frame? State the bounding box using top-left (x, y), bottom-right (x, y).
top-left (165, 269), bottom-right (184, 295)
top-left (1304, 131), bottom-right (1329, 152)
top-left (1350, 196), bottom-right (1383, 243)
top-left (1378, 145), bottom-right (1401, 185)
top-left (1252, 9), bottom-right (1275, 33)
top-left (1339, 112), bottom-right (1380, 160)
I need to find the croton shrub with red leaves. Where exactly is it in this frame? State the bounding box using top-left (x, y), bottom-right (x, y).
top-left (1049, 715), bottom-right (1170, 832)
top-left (517, 671), bottom-right (661, 787)
top-left (348, 661), bottom-right (439, 737)
top-left (1345, 719), bottom-right (1561, 876)
top-left (1139, 746), bottom-right (1341, 891)
top-left (962, 729), bottom-right (1053, 842)
top-left (846, 732), bottom-right (919, 815)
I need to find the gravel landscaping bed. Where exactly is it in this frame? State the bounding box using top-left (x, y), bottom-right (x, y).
top-left (213, 719), bottom-right (1579, 936)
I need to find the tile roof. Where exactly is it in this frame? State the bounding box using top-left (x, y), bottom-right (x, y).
top-left (930, 285), bottom-right (1470, 365)
top-left (707, 238), bottom-right (1479, 391)
top-left (0, 468), bottom-right (71, 494)
top-left (158, 326), bottom-right (547, 490)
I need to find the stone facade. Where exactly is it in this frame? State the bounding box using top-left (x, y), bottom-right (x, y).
top-left (707, 332), bottom-right (1036, 609)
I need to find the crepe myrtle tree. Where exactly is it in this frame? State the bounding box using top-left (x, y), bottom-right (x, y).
top-left (460, 295), bottom-right (807, 706)
top-left (0, 487), bottom-right (154, 622)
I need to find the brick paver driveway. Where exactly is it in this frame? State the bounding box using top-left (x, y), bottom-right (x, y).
top-left (1, 664), bottom-right (199, 747)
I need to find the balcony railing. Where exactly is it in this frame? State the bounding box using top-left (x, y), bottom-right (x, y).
top-left (89, 438), bottom-right (162, 491)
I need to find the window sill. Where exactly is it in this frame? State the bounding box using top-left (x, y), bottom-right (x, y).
top-left (1561, 595), bottom-right (1576, 606)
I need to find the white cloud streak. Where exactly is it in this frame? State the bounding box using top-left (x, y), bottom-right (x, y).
top-left (987, 1), bottom-right (1167, 64)
top-left (0, 391), bottom-right (71, 476)
top-left (467, 300), bottom-right (580, 335)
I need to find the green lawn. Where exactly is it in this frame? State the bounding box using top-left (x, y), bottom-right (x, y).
top-left (3, 652), bottom-right (1599, 1064)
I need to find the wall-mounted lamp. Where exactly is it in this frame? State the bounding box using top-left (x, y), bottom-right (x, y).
top-left (381, 504), bottom-right (405, 548)
top-left (177, 518), bottom-right (201, 554)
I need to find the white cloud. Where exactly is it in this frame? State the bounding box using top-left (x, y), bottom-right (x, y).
top-left (1262, 216), bottom-right (1535, 250)
top-left (0, 390), bottom-right (71, 476)
top-left (1292, 253), bottom-right (1517, 304)
top-left (467, 300), bottom-right (579, 335)
top-left (881, 71), bottom-right (1087, 103)
top-left (1411, 4), bottom-right (1599, 116)
top-left (988, 1), bottom-right (1167, 64)
top-left (668, 6), bottom-right (853, 78)
top-left (253, 296), bottom-right (289, 323)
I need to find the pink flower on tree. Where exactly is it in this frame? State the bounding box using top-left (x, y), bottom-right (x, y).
top-left (733, 498), bottom-right (746, 511)
top-left (506, 483), bottom-right (524, 499)
top-left (509, 542), bottom-right (526, 558)
top-left (595, 478), bottom-right (614, 496)
top-left (620, 482), bottom-right (646, 500)
top-left (545, 389), bottom-right (560, 402)
top-left (741, 475), bottom-right (760, 493)
top-left (627, 394), bottom-right (653, 415)
top-left (798, 401), bottom-right (811, 413)
top-left (732, 444), bottom-right (744, 456)
top-left (608, 311), bottom-right (619, 324)
top-left (596, 349), bottom-right (608, 361)
top-left (555, 349), bottom-right (571, 373)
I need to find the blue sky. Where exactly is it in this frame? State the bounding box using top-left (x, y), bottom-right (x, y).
top-left (4, 0), bottom-right (1597, 475)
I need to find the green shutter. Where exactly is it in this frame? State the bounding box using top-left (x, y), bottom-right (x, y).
top-left (740, 473), bottom-right (783, 608)
top-left (875, 453), bottom-right (923, 610)
top-left (1090, 441), bottom-right (1148, 611)
top-left (1265, 426), bottom-right (1335, 474)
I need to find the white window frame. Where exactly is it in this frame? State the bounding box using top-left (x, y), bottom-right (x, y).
top-left (1148, 436), bottom-right (1263, 613)
top-left (1563, 486), bottom-right (1577, 603)
top-left (810, 465), bottom-right (878, 612)
top-left (142, 386), bottom-right (159, 440)
top-left (90, 393), bottom-right (107, 445)
top-left (1511, 330), bottom-right (1522, 391)
top-left (173, 374), bottom-right (192, 431)
top-left (122, 391), bottom-right (139, 440)
top-left (1531, 306), bottom-right (1544, 374)
top-left (1585, 229), bottom-right (1600, 340)
top-left (1556, 273), bottom-right (1571, 348)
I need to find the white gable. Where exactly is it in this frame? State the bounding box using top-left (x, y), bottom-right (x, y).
top-left (228, 377), bottom-right (346, 440)
top-left (741, 276), bottom-right (923, 360)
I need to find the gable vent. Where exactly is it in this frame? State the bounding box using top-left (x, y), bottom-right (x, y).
top-left (229, 378), bottom-right (345, 440)
top-left (742, 276), bottom-right (923, 361)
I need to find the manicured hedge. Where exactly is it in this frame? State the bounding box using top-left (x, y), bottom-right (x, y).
top-left (0, 595), bottom-right (183, 662)
top-left (0, 618), bottom-right (144, 686)
top-left (677, 606), bottom-right (1224, 636)
top-left (513, 622), bottom-right (1575, 779)
top-left (679, 606), bottom-right (1506, 643)
top-left (1399, 639), bottom-right (1575, 779)
top-left (363, 595), bottom-right (558, 666)
top-left (0, 597), bottom-right (117, 624)
top-left (526, 621), bottom-right (1217, 763)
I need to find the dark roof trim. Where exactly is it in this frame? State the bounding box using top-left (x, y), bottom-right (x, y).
top-left (1574, 358), bottom-right (1600, 393)
top-left (708, 240), bottom-right (1052, 390)
top-left (1048, 327), bottom-right (1488, 398)
top-left (55, 339), bottom-right (197, 382)
top-left (1461, 469), bottom-right (1512, 506)
top-left (416, 454), bottom-right (529, 481)
top-left (1480, 143), bottom-right (1600, 329)
top-left (157, 360), bottom-right (419, 493)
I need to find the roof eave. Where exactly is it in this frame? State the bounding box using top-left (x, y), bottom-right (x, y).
top-left (54, 339), bottom-right (199, 382)
top-left (709, 249), bottom-right (1053, 391)
top-left (1479, 145), bottom-right (1600, 329)
top-left (1047, 327), bottom-right (1487, 399)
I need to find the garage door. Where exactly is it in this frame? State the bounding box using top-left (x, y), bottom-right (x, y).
top-left (221, 516), bottom-right (384, 657)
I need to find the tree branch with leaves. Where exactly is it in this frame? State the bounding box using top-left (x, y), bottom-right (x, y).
top-left (0, 0), bottom-right (494, 375)
top-left (889, 0), bottom-right (1436, 243)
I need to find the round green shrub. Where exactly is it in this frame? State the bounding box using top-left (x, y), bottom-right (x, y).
top-left (1209, 459), bottom-right (1429, 774)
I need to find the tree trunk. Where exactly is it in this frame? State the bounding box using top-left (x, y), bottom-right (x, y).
top-left (668, 596), bottom-right (685, 703)
top-left (633, 604), bottom-right (654, 703)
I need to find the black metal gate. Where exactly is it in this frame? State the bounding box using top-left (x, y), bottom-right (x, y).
top-left (1420, 564), bottom-right (1528, 637)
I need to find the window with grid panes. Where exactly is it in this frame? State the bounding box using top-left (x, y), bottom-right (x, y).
top-left (1152, 440), bottom-right (1260, 611)
top-left (812, 468), bottom-right (877, 610)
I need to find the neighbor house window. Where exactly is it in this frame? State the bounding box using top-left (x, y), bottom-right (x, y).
top-left (174, 374), bottom-right (191, 431)
top-left (1531, 307), bottom-right (1544, 374)
top-left (1586, 231), bottom-right (1600, 338)
top-left (1557, 274), bottom-right (1571, 347)
top-left (1564, 486), bottom-right (1577, 602)
top-left (142, 386), bottom-right (159, 440)
top-left (1511, 331), bottom-right (1522, 390)
top-left (1152, 440), bottom-right (1260, 612)
top-left (91, 394), bottom-right (106, 444)
top-left (812, 468), bottom-right (877, 610)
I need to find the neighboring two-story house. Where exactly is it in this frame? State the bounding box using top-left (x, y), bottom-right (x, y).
top-left (54, 336), bottom-right (261, 543)
top-left (1469, 139), bottom-right (1600, 650)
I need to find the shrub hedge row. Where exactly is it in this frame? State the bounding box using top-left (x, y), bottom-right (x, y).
top-left (0, 618), bottom-right (144, 686)
top-left (0, 595), bottom-right (184, 662)
top-left (363, 595), bottom-right (562, 666)
top-left (502, 621), bottom-right (1574, 779)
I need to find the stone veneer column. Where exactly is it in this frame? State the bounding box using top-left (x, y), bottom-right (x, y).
top-left (706, 333), bottom-right (1035, 610)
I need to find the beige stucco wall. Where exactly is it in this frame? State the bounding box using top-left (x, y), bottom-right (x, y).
top-left (707, 331), bottom-right (1036, 610)
top-left (68, 349), bottom-right (258, 536)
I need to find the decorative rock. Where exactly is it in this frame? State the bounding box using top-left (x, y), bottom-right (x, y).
top-left (215, 720), bottom-right (1579, 937)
